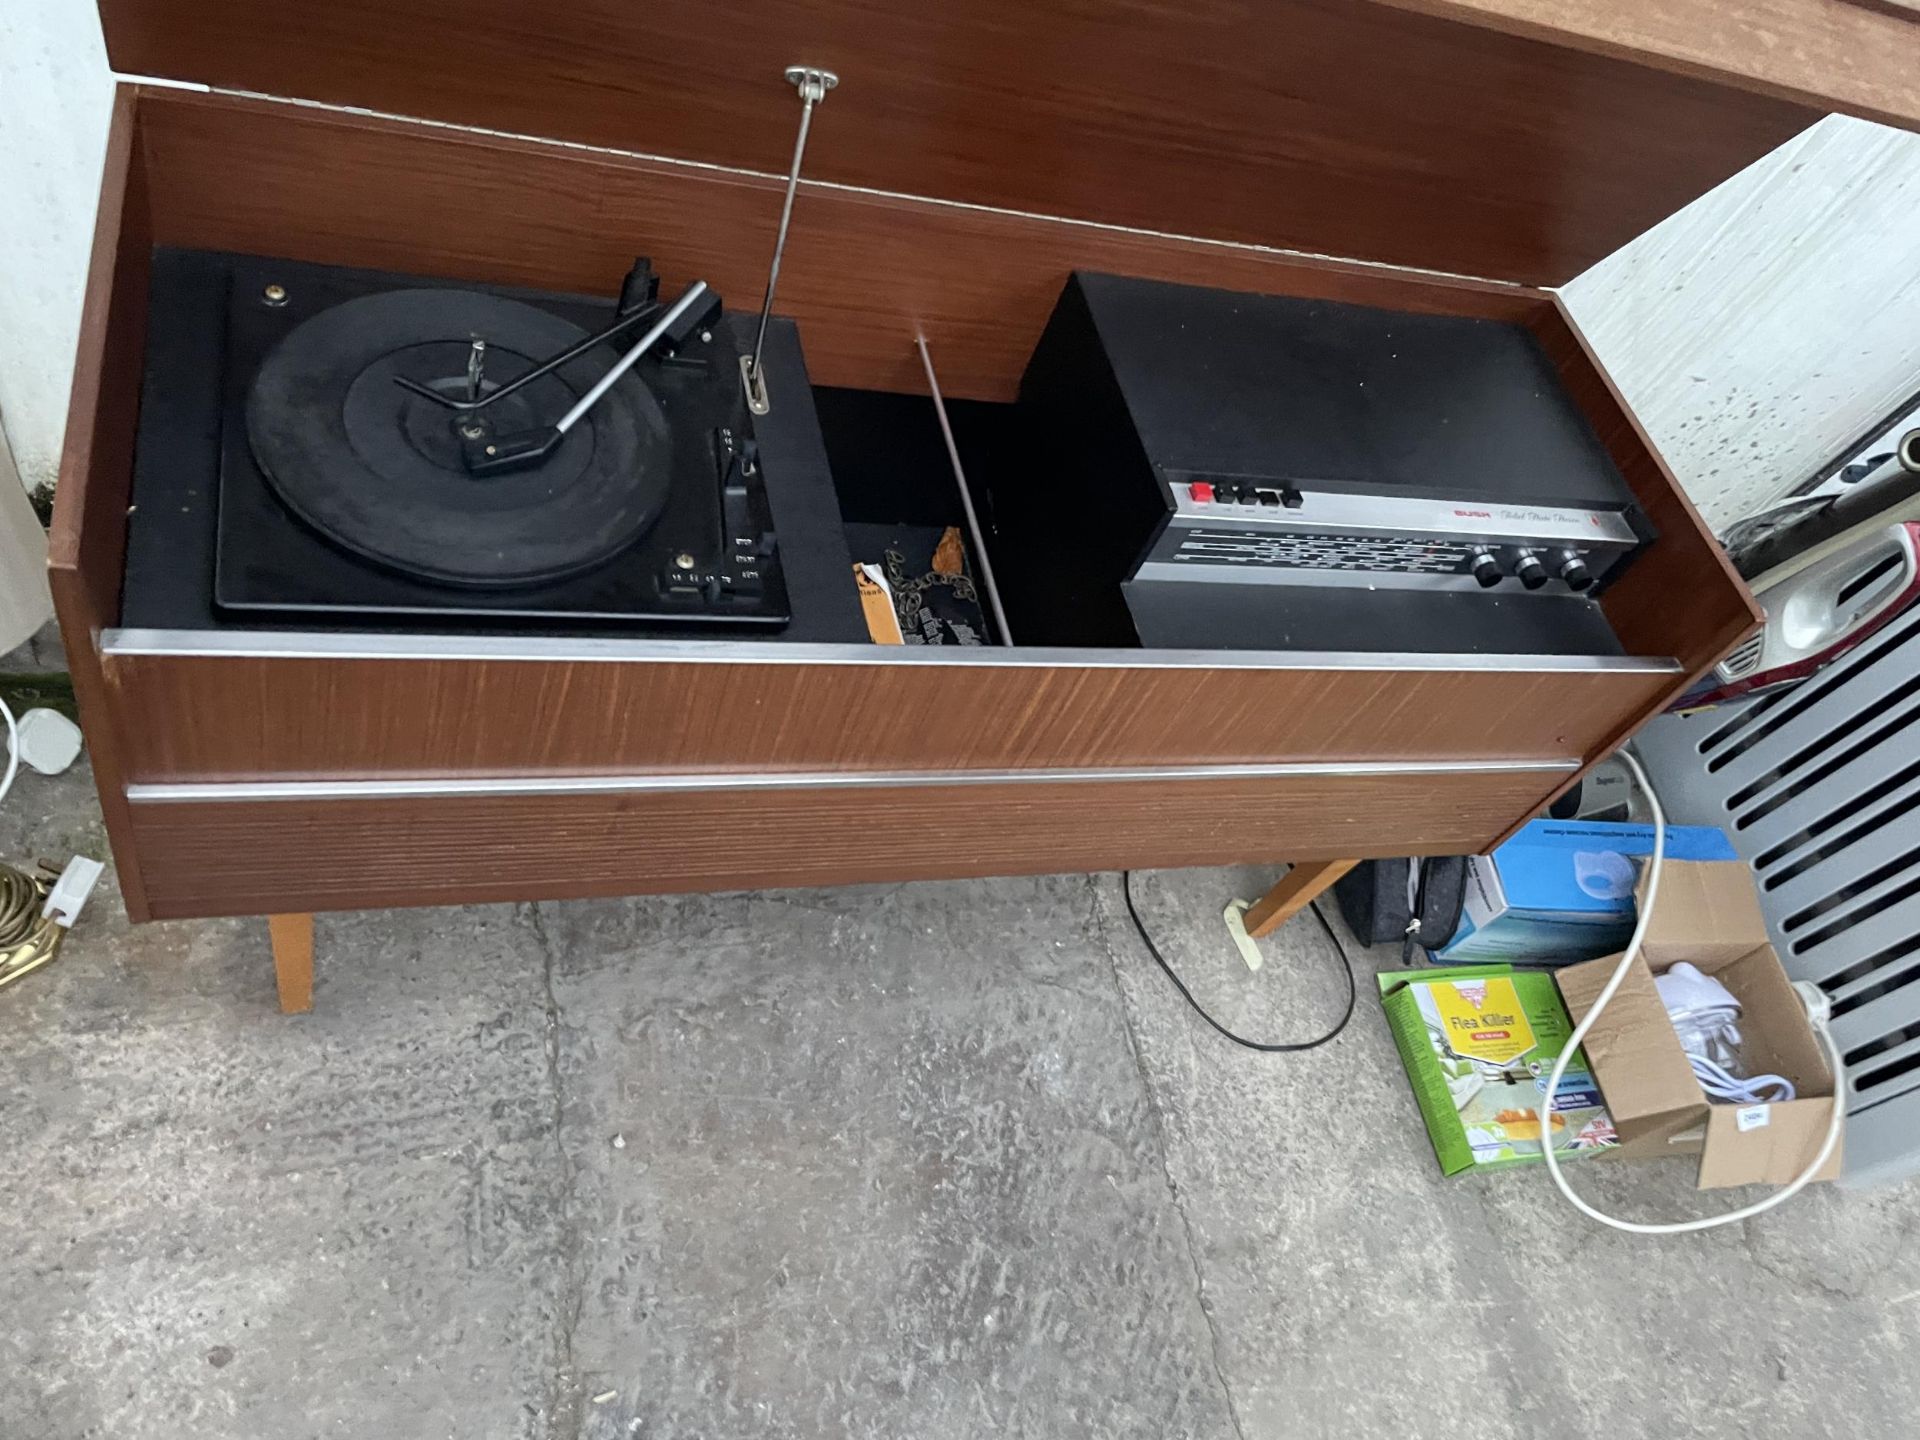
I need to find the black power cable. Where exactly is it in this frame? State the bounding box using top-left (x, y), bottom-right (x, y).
top-left (1120, 869), bottom-right (1357, 1053)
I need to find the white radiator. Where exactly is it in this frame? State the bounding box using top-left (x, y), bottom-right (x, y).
top-left (1636, 601), bottom-right (1920, 1188)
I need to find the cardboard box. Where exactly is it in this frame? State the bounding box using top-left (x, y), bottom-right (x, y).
top-left (1556, 860), bottom-right (1843, 1189)
top-left (1434, 819), bottom-right (1738, 965)
top-left (1379, 964), bottom-right (1618, 1176)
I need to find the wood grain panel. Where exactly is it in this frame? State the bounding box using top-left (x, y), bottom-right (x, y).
top-left (47, 89), bottom-right (154, 921)
top-left (1538, 296), bottom-right (1763, 678)
top-left (1374, 0), bottom-right (1920, 132)
top-left (134, 89), bottom-right (1543, 402)
top-left (125, 768), bottom-right (1562, 919)
top-left (51, 86), bottom-right (1732, 931)
top-left (103, 651), bottom-right (1679, 782)
top-left (48, 89), bottom-right (147, 631)
top-left (1491, 296), bottom-right (1765, 850)
top-left (99, 1), bottom-right (1817, 286)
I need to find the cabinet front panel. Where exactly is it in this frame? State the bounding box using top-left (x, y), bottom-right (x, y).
top-left (126, 766), bottom-right (1567, 918)
top-left (103, 648), bottom-right (1677, 782)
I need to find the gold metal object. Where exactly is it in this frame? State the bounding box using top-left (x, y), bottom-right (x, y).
top-left (262, 283), bottom-right (288, 306)
top-left (0, 863), bottom-right (70, 992)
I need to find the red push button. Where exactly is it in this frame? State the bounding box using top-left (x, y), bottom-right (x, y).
top-left (1189, 482), bottom-right (1215, 504)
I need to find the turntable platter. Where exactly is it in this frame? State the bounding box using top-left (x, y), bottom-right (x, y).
top-left (246, 288), bottom-right (671, 586)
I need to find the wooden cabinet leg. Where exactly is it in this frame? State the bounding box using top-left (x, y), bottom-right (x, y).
top-left (1244, 860), bottom-right (1357, 938)
top-left (268, 913), bottom-right (315, 1014)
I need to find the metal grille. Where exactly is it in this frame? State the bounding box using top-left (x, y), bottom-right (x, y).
top-left (1636, 601), bottom-right (1920, 1187)
top-left (1173, 529), bottom-right (1467, 573)
top-left (1717, 633), bottom-right (1765, 679)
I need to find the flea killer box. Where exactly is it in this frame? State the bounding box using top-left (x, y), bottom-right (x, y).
top-left (1379, 964), bottom-right (1618, 1176)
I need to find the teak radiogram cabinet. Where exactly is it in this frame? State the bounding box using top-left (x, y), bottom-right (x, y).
top-left (50, 0), bottom-right (1920, 999)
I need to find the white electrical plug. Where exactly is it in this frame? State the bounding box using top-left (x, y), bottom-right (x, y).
top-left (42, 856), bottom-right (103, 928)
top-left (15, 708), bottom-right (84, 776)
top-left (1795, 979), bottom-right (1834, 1028)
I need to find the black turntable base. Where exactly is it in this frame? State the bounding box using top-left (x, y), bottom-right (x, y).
top-left (121, 249), bottom-right (871, 640)
top-left (216, 252), bottom-right (789, 626)
top-left (241, 285), bottom-right (675, 591)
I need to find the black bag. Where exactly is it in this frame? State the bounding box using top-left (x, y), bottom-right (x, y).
top-left (1333, 856), bottom-right (1467, 961)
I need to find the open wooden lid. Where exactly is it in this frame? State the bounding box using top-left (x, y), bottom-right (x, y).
top-left (96, 0), bottom-right (1825, 287)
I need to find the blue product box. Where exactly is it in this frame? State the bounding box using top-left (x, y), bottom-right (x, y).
top-left (1433, 819), bottom-right (1739, 966)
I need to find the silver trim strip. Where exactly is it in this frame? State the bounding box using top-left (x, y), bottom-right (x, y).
top-left (126, 756), bottom-right (1579, 804)
top-left (1166, 489), bottom-right (1640, 547)
top-left (101, 628), bottom-right (1684, 674)
top-left (1134, 560), bottom-right (1527, 594)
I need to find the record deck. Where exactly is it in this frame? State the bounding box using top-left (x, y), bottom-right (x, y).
top-left (121, 249), bottom-right (867, 640)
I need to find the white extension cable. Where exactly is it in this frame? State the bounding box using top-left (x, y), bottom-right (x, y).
top-left (0, 696), bottom-right (17, 809)
top-left (1687, 1052), bottom-right (1796, 1106)
top-left (0, 694), bottom-right (102, 991)
top-left (1658, 965), bottom-right (1798, 1102)
top-left (1537, 748), bottom-right (1847, 1233)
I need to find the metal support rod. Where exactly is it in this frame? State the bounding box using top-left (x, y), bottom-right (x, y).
top-left (915, 334), bottom-right (1015, 645)
top-left (556, 280), bottom-right (709, 434)
top-left (748, 67), bottom-right (838, 397)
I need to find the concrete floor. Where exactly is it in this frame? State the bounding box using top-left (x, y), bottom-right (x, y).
top-left (4, 761), bottom-right (1919, 1440)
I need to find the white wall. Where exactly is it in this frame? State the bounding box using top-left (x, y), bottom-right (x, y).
top-left (0, 10), bottom-right (1917, 530)
top-left (1562, 115), bottom-right (1920, 532)
top-left (0, 0), bottom-right (113, 494)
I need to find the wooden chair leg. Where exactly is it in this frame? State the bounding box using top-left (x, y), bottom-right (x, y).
top-left (268, 913), bottom-right (315, 1014)
top-left (1244, 860), bottom-right (1357, 938)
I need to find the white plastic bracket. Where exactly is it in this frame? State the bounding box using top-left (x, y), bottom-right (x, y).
top-left (1223, 899), bottom-right (1265, 972)
top-left (43, 856), bottom-right (104, 928)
